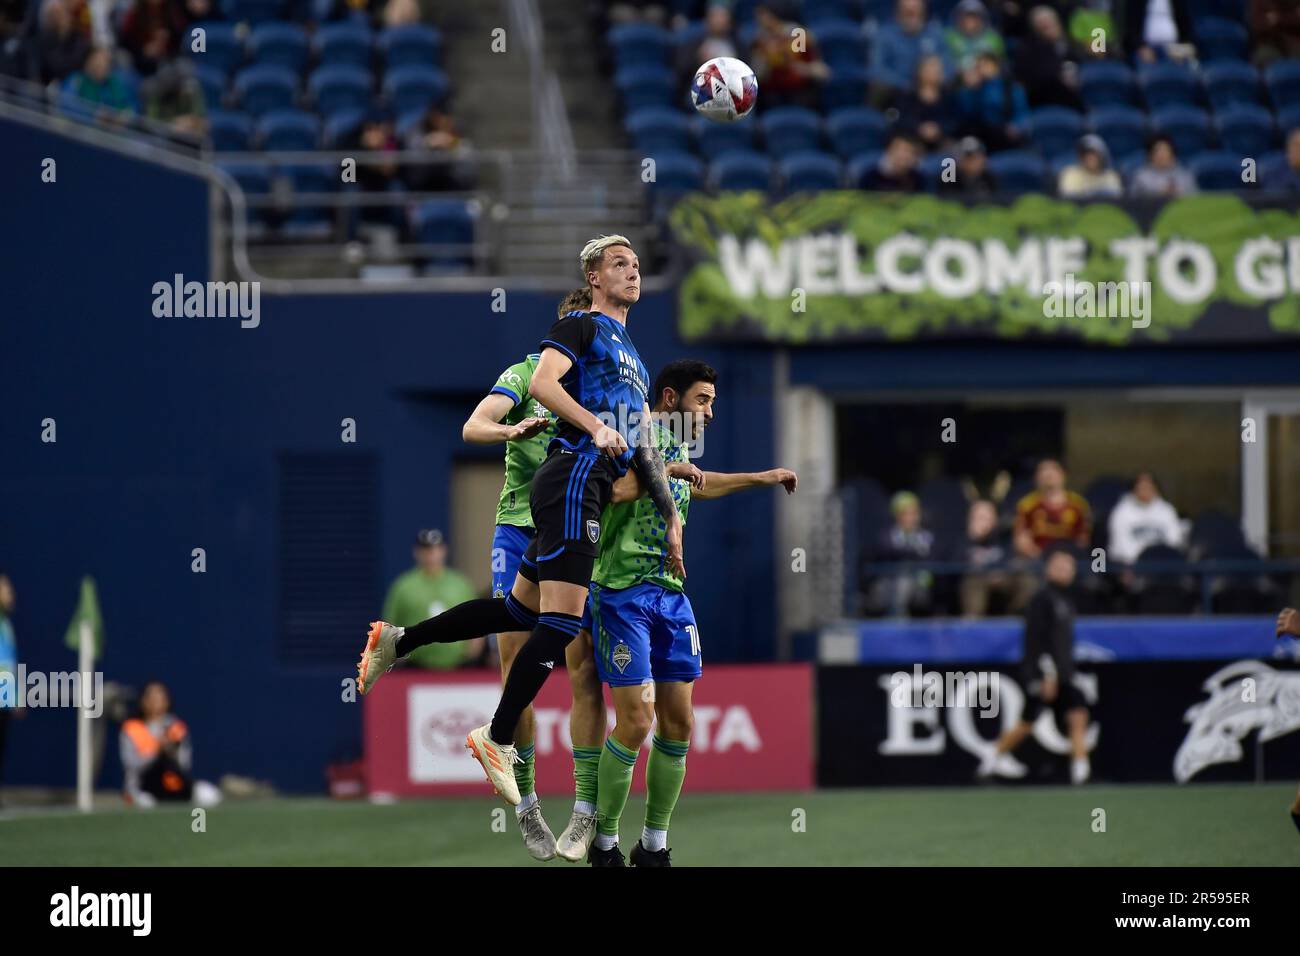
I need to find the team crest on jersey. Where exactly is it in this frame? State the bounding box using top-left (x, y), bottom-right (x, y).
top-left (612, 642), bottom-right (632, 674)
top-left (586, 519), bottom-right (600, 543)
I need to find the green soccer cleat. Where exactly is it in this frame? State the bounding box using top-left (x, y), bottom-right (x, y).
top-left (357, 621), bottom-right (404, 696)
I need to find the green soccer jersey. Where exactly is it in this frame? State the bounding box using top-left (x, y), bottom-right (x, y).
top-left (491, 354), bottom-right (558, 528)
top-left (381, 566), bottom-right (479, 669)
top-left (592, 420), bottom-right (691, 593)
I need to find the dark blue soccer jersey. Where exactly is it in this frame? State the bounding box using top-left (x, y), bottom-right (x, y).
top-left (539, 310), bottom-right (650, 469)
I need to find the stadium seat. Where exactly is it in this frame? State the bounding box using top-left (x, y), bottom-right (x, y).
top-left (694, 115), bottom-right (757, 157)
top-left (1137, 62), bottom-right (1199, 112)
top-left (759, 106), bottom-right (824, 157)
top-left (710, 151), bottom-right (774, 191)
top-left (1191, 151), bottom-right (1248, 190)
top-left (1194, 16), bottom-right (1249, 62)
top-left (917, 476), bottom-right (968, 537)
top-left (846, 151), bottom-right (883, 188)
top-left (1151, 106), bottom-right (1213, 160)
top-left (986, 151), bottom-right (1048, 194)
top-left (322, 108), bottom-right (366, 148)
top-left (823, 64), bottom-right (869, 112)
top-left (1088, 106), bottom-right (1149, 159)
top-left (1275, 104), bottom-right (1300, 137)
top-left (1214, 105), bottom-right (1277, 158)
top-left (805, 0), bottom-right (860, 19)
top-left (614, 65), bottom-right (677, 113)
top-left (217, 160), bottom-right (271, 196)
top-left (314, 21), bottom-right (374, 69)
top-left (382, 65), bottom-right (450, 117)
top-left (248, 22), bottom-right (309, 73)
top-left (208, 110), bottom-right (254, 150)
top-left (220, 0), bottom-right (284, 25)
top-left (609, 23), bottom-right (673, 69)
top-left (1027, 107), bottom-right (1083, 159)
top-left (1187, 508), bottom-right (1247, 561)
top-left (1202, 61), bottom-right (1263, 109)
top-left (671, 19), bottom-right (707, 54)
top-left (183, 22), bottom-right (244, 76)
top-left (809, 18), bottom-right (867, 69)
top-left (1079, 61), bottom-right (1139, 109)
top-left (917, 153), bottom-right (945, 192)
top-left (826, 107), bottom-right (887, 158)
top-left (1265, 59), bottom-right (1300, 110)
top-left (779, 151), bottom-right (843, 192)
top-left (627, 108), bottom-right (693, 152)
top-left (192, 63), bottom-right (228, 111)
top-left (1202, 541), bottom-right (1281, 614)
top-left (1130, 544), bottom-right (1197, 615)
top-left (410, 199), bottom-right (475, 270)
top-left (257, 109), bottom-right (320, 151)
top-left (378, 24), bottom-right (443, 69)
top-left (308, 65), bottom-right (373, 118)
top-left (233, 64), bottom-right (298, 117)
top-left (648, 151), bottom-right (705, 193)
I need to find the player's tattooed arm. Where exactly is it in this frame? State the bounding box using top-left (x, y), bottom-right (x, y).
top-left (634, 405), bottom-right (685, 578)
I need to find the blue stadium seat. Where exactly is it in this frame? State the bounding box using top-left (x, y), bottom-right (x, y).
top-left (694, 115), bottom-right (757, 157)
top-left (1027, 107), bottom-right (1083, 158)
top-left (710, 151), bottom-right (774, 191)
top-left (410, 199), bottom-right (475, 269)
top-left (614, 65), bottom-right (677, 113)
top-left (1265, 59), bottom-right (1300, 110)
top-left (986, 151), bottom-right (1048, 194)
top-left (1079, 61), bottom-right (1139, 109)
top-left (823, 64), bottom-right (869, 111)
top-left (378, 24), bottom-right (443, 69)
top-left (322, 108), bottom-right (366, 148)
top-left (826, 107), bottom-right (887, 157)
top-left (1202, 61), bottom-right (1262, 109)
top-left (609, 23), bottom-right (673, 69)
top-left (382, 65), bottom-right (450, 117)
top-left (846, 151), bottom-right (882, 188)
top-left (217, 160), bottom-right (271, 194)
top-left (192, 63), bottom-right (227, 110)
top-left (208, 110), bottom-right (253, 150)
top-left (627, 108), bottom-right (693, 152)
top-left (759, 106), bottom-right (823, 157)
top-left (220, 0), bottom-right (284, 25)
top-left (1088, 106), bottom-right (1149, 159)
top-left (1276, 105), bottom-right (1300, 136)
top-left (1191, 151), bottom-right (1248, 190)
top-left (1137, 62), bottom-right (1199, 111)
top-left (1151, 105), bottom-right (1214, 159)
top-left (248, 22), bottom-right (308, 73)
top-left (647, 151), bottom-right (705, 194)
top-left (671, 20), bottom-right (707, 53)
top-left (1194, 16), bottom-right (1249, 62)
top-left (809, 19), bottom-right (867, 69)
top-left (917, 153), bottom-right (945, 192)
top-left (257, 109), bottom-right (320, 151)
top-left (315, 21), bottom-right (373, 69)
top-left (805, 0), bottom-right (860, 19)
top-left (309, 65), bottom-right (372, 118)
top-left (779, 151), bottom-right (843, 192)
top-left (233, 64), bottom-right (298, 117)
top-left (183, 22), bottom-right (243, 76)
top-left (1214, 104), bottom-right (1277, 157)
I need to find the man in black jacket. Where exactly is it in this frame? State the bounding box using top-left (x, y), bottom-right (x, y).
top-left (978, 543), bottom-right (1092, 783)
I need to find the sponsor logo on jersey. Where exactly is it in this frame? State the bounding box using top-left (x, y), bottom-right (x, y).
top-left (612, 642), bottom-right (632, 674)
top-left (586, 519), bottom-right (600, 543)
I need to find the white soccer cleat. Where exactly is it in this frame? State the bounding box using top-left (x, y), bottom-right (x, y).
top-left (517, 804), bottom-right (557, 861)
top-left (465, 725), bottom-right (521, 805)
top-left (357, 621), bottom-right (403, 696)
top-left (554, 809), bottom-right (598, 862)
top-left (977, 751), bottom-right (1027, 780)
top-left (1070, 756), bottom-right (1091, 785)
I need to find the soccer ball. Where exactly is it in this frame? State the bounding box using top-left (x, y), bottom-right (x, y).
top-left (690, 56), bottom-right (758, 123)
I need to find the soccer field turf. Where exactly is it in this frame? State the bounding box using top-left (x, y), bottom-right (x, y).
top-left (3, 784), bottom-right (1297, 866)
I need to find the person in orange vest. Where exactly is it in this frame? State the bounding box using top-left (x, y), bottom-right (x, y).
top-left (120, 680), bottom-right (220, 808)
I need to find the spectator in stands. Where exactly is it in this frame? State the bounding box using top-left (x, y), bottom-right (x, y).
top-left (1263, 128), bottom-right (1300, 193)
top-left (1013, 4), bottom-right (1082, 110)
top-left (352, 108), bottom-right (401, 214)
top-left (891, 53), bottom-right (954, 153)
top-left (945, 0), bottom-right (1004, 65)
top-left (120, 680), bottom-right (222, 808)
top-left (142, 58), bottom-right (205, 135)
top-left (37, 0), bottom-right (91, 83)
top-left (749, 3), bottom-right (829, 111)
top-left (173, 0), bottom-right (215, 36)
top-left (959, 499), bottom-right (1034, 617)
top-left (866, 491), bottom-right (936, 617)
top-left (1013, 458), bottom-right (1092, 558)
top-left (0, 573), bottom-right (21, 807)
top-left (677, 2), bottom-right (737, 84)
top-left (1069, 0), bottom-right (1116, 60)
top-left (1122, 0), bottom-right (1191, 64)
top-left (938, 135), bottom-right (998, 195)
top-left (381, 529), bottom-right (482, 669)
top-left (1128, 135), bottom-right (1195, 198)
top-left (953, 51), bottom-right (1028, 152)
top-left (381, 0), bottom-right (420, 28)
top-left (871, 0), bottom-right (948, 105)
top-left (1251, 0), bottom-right (1300, 65)
top-left (1107, 471), bottom-right (1185, 566)
top-left (860, 131), bottom-right (923, 191)
top-left (0, 0), bottom-right (28, 77)
top-left (1057, 133), bottom-right (1122, 198)
top-left (404, 106), bottom-right (470, 191)
top-left (64, 45), bottom-right (138, 116)
top-left (118, 0), bottom-right (181, 76)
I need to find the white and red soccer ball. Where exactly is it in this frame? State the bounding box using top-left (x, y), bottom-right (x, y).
top-left (690, 56), bottom-right (758, 123)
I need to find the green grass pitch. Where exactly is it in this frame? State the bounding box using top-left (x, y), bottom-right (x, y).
top-left (3, 784), bottom-right (1296, 866)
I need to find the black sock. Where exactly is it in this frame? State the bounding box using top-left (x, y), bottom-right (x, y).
top-left (489, 612), bottom-right (582, 744)
top-left (395, 593), bottom-right (537, 658)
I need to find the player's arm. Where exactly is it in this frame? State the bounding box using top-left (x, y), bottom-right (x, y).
top-left (633, 403), bottom-right (685, 578)
top-left (462, 392), bottom-right (547, 445)
top-left (529, 348), bottom-right (627, 457)
top-left (694, 467), bottom-right (798, 500)
top-left (1277, 607), bottom-right (1300, 638)
top-left (610, 460), bottom-right (704, 504)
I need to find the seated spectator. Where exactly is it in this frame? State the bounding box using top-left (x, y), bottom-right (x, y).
top-left (749, 3), bottom-right (829, 111)
top-left (1123, 0), bottom-right (1191, 64)
top-left (1013, 4), bottom-right (1082, 110)
top-left (1069, 0), bottom-right (1117, 60)
top-left (1251, 0), bottom-right (1300, 65)
top-left (891, 53), bottom-right (954, 152)
top-left (404, 106), bottom-right (471, 191)
top-left (1128, 135), bottom-right (1195, 198)
top-left (960, 499), bottom-right (1034, 616)
top-left (381, 529), bottom-right (482, 669)
top-left (866, 491), bottom-right (936, 617)
top-left (861, 131), bottom-right (922, 191)
top-left (677, 3), bottom-right (738, 85)
top-left (173, 0), bottom-right (215, 35)
top-left (1057, 134), bottom-right (1122, 198)
top-left (1, 0), bottom-right (28, 77)
top-left (1013, 458), bottom-right (1092, 558)
top-left (64, 45), bottom-right (138, 115)
top-left (142, 58), bottom-right (205, 135)
top-left (945, 0), bottom-right (1004, 65)
top-left (120, 680), bottom-right (221, 808)
top-left (871, 0), bottom-right (948, 105)
top-left (37, 0), bottom-right (91, 83)
top-left (953, 51), bottom-right (1028, 152)
top-left (118, 0), bottom-right (181, 76)
top-left (1107, 471), bottom-right (1185, 566)
top-left (938, 135), bottom-right (998, 195)
top-left (382, 0), bottom-right (420, 28)
top-left (1263, 128), bottom-right (1300, 193)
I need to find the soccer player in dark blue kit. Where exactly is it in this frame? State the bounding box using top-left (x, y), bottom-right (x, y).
top-left (356, 236), bottom-right (686, 805)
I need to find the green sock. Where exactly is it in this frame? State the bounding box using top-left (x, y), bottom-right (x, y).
top-left (645, 736), bottom-right (689, 832)
top-left (595, 736), bottom-right (639, 836)
top-left (514, 743), bottom-right (536, 797)
top-left (572, 745), bottom-right (601, 805)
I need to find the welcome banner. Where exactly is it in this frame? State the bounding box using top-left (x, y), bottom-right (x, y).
top-left (669, 192), bottom-right (1300, 345)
